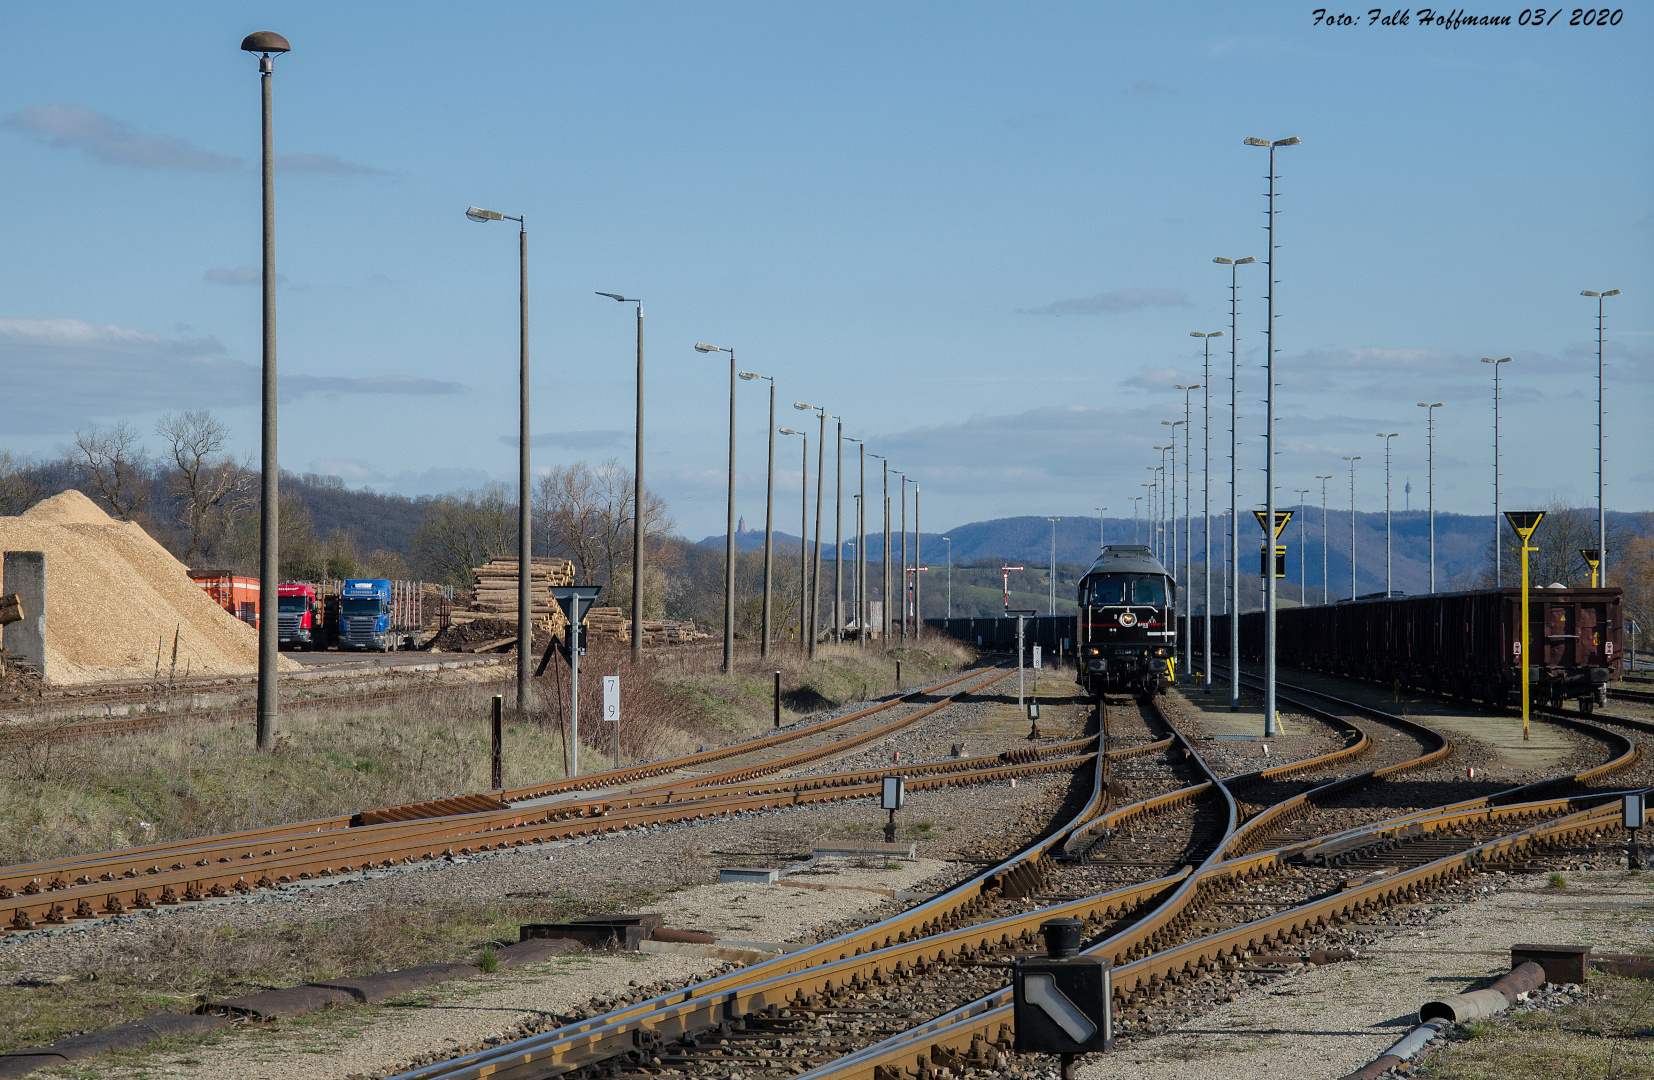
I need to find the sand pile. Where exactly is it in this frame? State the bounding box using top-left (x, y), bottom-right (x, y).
top-left (0, 490), bottom-right (301, 685)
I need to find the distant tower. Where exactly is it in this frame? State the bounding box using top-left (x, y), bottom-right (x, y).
top-left (738, 516), bottom-right (746, 535)
top-left (1404, 479), bottom-right (1411, 513)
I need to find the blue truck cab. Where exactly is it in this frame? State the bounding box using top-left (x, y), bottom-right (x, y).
top-left (339, 578), bottom-right (394, 651)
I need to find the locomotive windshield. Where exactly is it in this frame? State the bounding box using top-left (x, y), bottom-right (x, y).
top-left (1084, 574), bottom-right (1167, 606)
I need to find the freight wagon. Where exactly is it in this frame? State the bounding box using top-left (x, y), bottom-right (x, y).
top-left (1205, 587), bottom-right (1622, 713)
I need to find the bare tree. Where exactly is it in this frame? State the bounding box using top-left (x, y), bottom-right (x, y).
top-left (69, 419), bottom-right (150, 521)
top-left (0, 451), bottom-right (34, 516)
top-left (155, 411), bottom-right (253, 562)
top-left (534, 458), bottom-right (673, 597)
top-left (411, 482), bottom-right (519, 585)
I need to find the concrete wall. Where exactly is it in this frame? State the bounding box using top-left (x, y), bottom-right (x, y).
top-left (2, 551), bottom-right (46, 677)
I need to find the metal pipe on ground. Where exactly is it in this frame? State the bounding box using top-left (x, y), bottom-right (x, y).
top-left (1339, 961), bottom-right (1548, 1080)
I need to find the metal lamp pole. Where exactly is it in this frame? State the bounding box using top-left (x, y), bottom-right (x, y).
top-left (1213, 255), bottom-right (1255, 712)
top-left (1191, 333), bottom-right (1221, 691)
top-left (1343, 456), bottom-right (1361, 598)
top-left (899, 476), bottom-right (909, 641)
top-left (845, 438), bottom-right (863, 644)
top-left (1131, 495), bottom-right (1143, 544)
top-left (834, 418), bottom-right (844, 642)
top-left (243, 30), bottom-right (289, 750)
top-left (780, 428), bottom-right (806, 648)
top-left (1294, 489), bottom-right (1311, 603)
top-left (1417, 403), bottom-right (1442, 592)
top-left (696, 344), bottom-right (739, 672)
top-left (1316, 475), bottom-right (1333, 604)
top-left (1162, 423), bottom-right (1185, 678)
top-left (913, 485), bottom-right (921, 643)
top-left (870, 455), bottom-right (889, 643)
top-left (1481, 357), bottom-right (1512, 586)
top-left (1093, 507), bottom-right (1107, 553)
top-left (793, 403), bottom-right (829, 655)
top-left (1378, 432), bottom-right (1399, 596)
top-left (1582, 289), bottom-right (1620, 586)
top-left (1175, 384), bottom-right (1201, 681)
top-left (1047, 518), bottom-right (1059, 617)
top-left (599, 294), bottom-right (646, 661)
top-left (467, 201), bottom-right (531, 716)
top-left (740, 371), bottom-right (776, 656)
top-left (1245, 134), bottom-right (1299, 739)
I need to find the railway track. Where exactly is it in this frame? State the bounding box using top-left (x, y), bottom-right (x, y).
top-left (1612, 684), bottom-right (1654, 707)
top-left (0, 664), bottom-right (1021, 932)
top-left (380, 670), bottom-right (1653, 1080)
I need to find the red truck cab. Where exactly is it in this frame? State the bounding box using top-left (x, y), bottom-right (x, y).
top-left (277, 582), bottom-right (326, 650)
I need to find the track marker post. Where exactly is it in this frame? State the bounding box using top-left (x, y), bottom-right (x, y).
top-left (1505, 511), bottom-right (1544, 741)
top-left (490, 694), bottom-right (503, 790)
top-left (1009, 609), bottom-right (1036, 707)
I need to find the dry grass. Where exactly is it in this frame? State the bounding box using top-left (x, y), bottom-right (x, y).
top-left (1417, 973), bottom-right (1654, 1079)
top-left (0, 637), bottom-right (977, 868)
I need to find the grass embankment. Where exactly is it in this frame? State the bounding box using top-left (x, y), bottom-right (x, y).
top-left (1416, 971), bottom-right (1654, 1078)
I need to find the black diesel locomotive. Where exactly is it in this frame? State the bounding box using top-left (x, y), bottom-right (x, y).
top-left (1073, 544), bottom-right (1177, 699)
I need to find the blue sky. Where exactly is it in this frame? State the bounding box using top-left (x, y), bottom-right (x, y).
top-left (1, 2), bottom-right (1649, 540)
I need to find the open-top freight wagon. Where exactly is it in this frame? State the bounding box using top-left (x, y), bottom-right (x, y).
top-left (1211, 587), bottom-right (1622, 713)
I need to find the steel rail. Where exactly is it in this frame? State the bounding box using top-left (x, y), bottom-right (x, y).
top-left (0, 666), bottom-right (1010, 903)
top-left (387, 697), bottom-right (1237, 1080)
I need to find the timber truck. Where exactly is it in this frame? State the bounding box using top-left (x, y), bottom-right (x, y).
top-left (339, 579), bottom-right (396, 651)
top-left (276, 583), bottom-right (327, 650)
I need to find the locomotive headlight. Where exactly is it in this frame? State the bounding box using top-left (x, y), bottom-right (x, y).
top-left (1084, 645), bottom-right (1102, 657)
top-left (1154, 647), bottom-right (1170, 657)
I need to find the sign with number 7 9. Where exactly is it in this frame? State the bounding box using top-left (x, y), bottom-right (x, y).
top-left (603, 675), bottom-right (620, 723)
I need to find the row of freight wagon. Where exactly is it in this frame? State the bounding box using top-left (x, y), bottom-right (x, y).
top-left (187, 572), bottom-right (432, 652)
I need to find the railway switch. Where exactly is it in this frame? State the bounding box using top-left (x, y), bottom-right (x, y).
top-left (1014, 918), bottom-right (1113, 1075)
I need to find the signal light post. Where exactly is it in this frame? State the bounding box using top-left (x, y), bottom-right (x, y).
top-left (1506, 511), bottom-right (1545, 741)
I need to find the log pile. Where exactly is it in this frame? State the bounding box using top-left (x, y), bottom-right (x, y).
top-left (639, 619), bottom-right (699, 646)
top-left (451, 558), bottom-right (576, 632)
top-left (584, 607), bottom-right (630, 643)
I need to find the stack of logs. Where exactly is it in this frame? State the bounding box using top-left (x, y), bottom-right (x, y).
top-left (456, 558), bottom-right (576, 632)
top-left (570, 608), bottom-right (702, 647)
top-left (584, 607), bottom-right (629, 643)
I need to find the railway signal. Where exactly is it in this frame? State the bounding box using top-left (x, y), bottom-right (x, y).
top-left (1014, 918), bottom-right (1113, 1077)
top-left (1001, 566), bottom-right (1025, 615)
top-left (1504, 511), bottom-right (1545, 741)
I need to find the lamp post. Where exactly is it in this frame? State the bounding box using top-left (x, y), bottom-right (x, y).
top-left (1132, 495), bottom-right (1144, 544)
top-left (899, 475), bottom-right (909, 640)
top-left (943, 536), bottom-right (952, 618)
top-left (1343, 456), bottom-right (1362, 599)
top-left (1213, 256), bottom-right (1256, 713)
top-left (242, 30), bottom-right (290, 750)
top-left (913, 485), bottom-right (921, 642)
top-left (1377, 432), bottom-right (1399, 596)
top-left (1316, 475), bottom-right (1333, 604)
top-left (870, 455), bottom-right (889, 643)
top-left (834, 418), bottom-right (844, 642)
top-left (1417, 403), bottom-right (1443, 592)
top-left (466, 201), bottom-right (531, 718)
top-left (794, 403), bottom-right (829, 656)
top-left (845, 438), bottom-right (863, 645)
top-left (696, 343), bottom-right (739, 673)
top-left (1175, 384), bottom-right (1201, 682)
top-left (1294, 489), bottom-right (1311, 604)
top-left (1582, 289), bottom-right (1621, 586)
top-left (1191, 333), bottom-right (1221, 692)
top-left (598, 293), bottom-right (646, 662)
top-left (1046, 518), bottom-right (1059, 617)
top-left (1481, 357), bottom-right (1513, 586)
top-left (780, 428), bottom-right (807, 648)
top-left (1244, 134), bottom-right (1299, 740)
top-left (1505, 511), bottom-right (1546, 741)
top-left (739, 371), bottom-right (776, 656)
top-left (1093, 507), bottom-right (1107, 553)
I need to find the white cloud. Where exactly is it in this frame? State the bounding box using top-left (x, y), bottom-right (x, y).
top-left (0, 317), bottom-right (462, 432)
top-left (3, 104), bottom-right (240, 172)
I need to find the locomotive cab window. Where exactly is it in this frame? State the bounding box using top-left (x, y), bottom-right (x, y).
top-left (1084, 574), bottom-right (1167, 606)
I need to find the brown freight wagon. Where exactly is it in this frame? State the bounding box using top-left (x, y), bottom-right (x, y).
top-left (1216, 587), bottom-right (1621, 714)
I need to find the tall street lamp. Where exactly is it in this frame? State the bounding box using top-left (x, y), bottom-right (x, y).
top-left (794, 402), bottom-right (829, 656)
top-left (779, 428), bottom-right (807, 648)
top-left (466, 201), bottom-right (531, 717)
top-left (1046, 518), bottom-right (1060, 617)
top-left (1377, 432), bottom-right (1399, 596)
top-left (1175, 384), bottom-right (1201, 682)
top-left (739, 371), bottom-right (776, 656)
top-left (1294, 489), bottom-right (1311, 604)
top-left (913, 484), bottom-right (922, 643)
top-left (832, 418), bottom-right (845, 642)
top-left (1582, 289), bottom-right (1621, 585)
top-left (1132, 493), bottom-right (1145, 544)
top-left (696, 343), bottom-right (739, 673)
top-left (1213, 255), bottom-right (1256, 712)
top-left (1343, 455), bottom-right (1362, 599)
top-left (845, 437), bottom-right (864, 644)
top-left (598, 293), bottom-right (645, 661)
top-left (242, 30), bottom-right (290, 750)
top-left (870, 455), bottom-right (890, 644)
top-left (1481, 357), bottom-right (1512, 586)
top-left (1417, 403), bottom-right (1443, 592)
top-left (1316, 475), bottom-right (1333, 604)
top-left (1092, 507), bottom-right (1107, 553)
top-left (899, 475), bottom-right (909, 640)
top-left (1191, 333), bottom-right (1221, 692)
top-left (1244, 134), bottom-right (1299, 739)
top-left (1162, 422), bottom-right (1185, 677)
